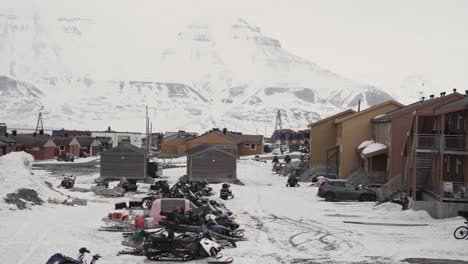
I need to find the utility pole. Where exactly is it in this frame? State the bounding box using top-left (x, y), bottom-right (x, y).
top-left (35, 110), bottom-right (44, 134)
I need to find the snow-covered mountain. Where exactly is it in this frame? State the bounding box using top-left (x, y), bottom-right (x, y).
top-left (0, 12), bottom-right (393, 134)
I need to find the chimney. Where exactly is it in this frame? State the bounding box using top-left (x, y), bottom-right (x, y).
top-left (440, 92), bottom-right (446, 97)
top-left (39, 129), bottom-right (44, 135)
top-left (12, 130), bottom-right (17, 136)
top-left (33, 132), bottom-right (37, 137)
top-left (421, 96), bottom-right (425, 102)
top-left (223, 128), bottom-right (227, 134)
top-left (107, 126), bottom-right (111, 132)
top-left (4, 132), bottom-right (9, 137)
top-left (429, 94), bottom-right (435, 99)
top-left (453, 88), bottom-right (457, 93)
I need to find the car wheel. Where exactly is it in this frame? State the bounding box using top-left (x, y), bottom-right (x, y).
top-left (359, 194), bottom-right (370, 202)
top-left (324, 192), bottom-right (335, 202)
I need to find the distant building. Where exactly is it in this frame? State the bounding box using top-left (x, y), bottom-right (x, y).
top-left (91, 128), bottom-right (143, 148)
top-left (142, 132), bottom-right (164, 151)
top-left (76, 137), bottom-right (100, 156)
top-left (160, 131), bottom-right (197, 156)
top-left (186, 128), bottom-right (264, 157)
top-left (52, 136), bottom-right (81, 157)
top-left (0, 123), bottom-right (6, 135)
top-left (187, 144), bottom-right (237, 183)
top-left (0, 135), bottom-right (18, 157)
top-left (52, 129), bottom-right (92, 137)
top-left (12, 132), bottom-right (57, 160)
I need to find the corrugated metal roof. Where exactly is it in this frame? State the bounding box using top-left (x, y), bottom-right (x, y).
top-left (434, 96), bottom-right (468, 111)
top-left (334, 100), bottom-right (404, 124)
top-left (0, 135), bottom-right (18, 144)
top-left (102, 143), bottom-right (146, 156)
top-left (188, 144), bottom-right (237, 157)
top-left (373, 92), bottom-right (463, 122)
top-left (52, 137), bottom-right (78, 146)
top-left (76, 137), bottom-right (98, 146)
top-left (12, 134), bottom-right (54, 147)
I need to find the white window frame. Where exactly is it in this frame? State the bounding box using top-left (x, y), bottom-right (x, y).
top-left (59, 145), bottom-right (65, 151)
top-left (250, 144), bottom-right (256, 150)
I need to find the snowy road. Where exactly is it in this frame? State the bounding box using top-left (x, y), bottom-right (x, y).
top-left (0, 159), bottom-right (467, 263)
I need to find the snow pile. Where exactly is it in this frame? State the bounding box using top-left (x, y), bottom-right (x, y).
top-left (0, 152), bottom-right (61, 210)
top-left (358, 139), bottom-right (374, 150)
top-left (373, 202), bottom-right (433, 222)
top-left (362, 142), bottom-right (387, 155)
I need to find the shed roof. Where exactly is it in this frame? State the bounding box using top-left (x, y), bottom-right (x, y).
top-left (102, 143), bottom-right (146, 156)
top-left (373, 92), bottom-right (463, 122)
top-left (188, 144), bottom-right (237, 158)
top-left (308, 109), bottom-right (356, 127)
top-left (188, 131), bottom-right (263, 145)
top-left (12, 134), bottom-right (55, 147)
top-left (76, 137), bottom-right (99, 146)
top-left (53, 136), bottom-right (79, 146)
top-left (334, 100), bottom-right (404, 124)
top-left (0, 135), bottom-right (18, 144)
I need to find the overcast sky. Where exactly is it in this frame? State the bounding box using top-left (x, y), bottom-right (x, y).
top-left (3, 0), bottom-right (468, 93)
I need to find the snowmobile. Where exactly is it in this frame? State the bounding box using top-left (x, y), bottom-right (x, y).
top-left (46, 247), bottom-right (101, 264)
top-left (143, 229), bottom-right (228, 262)
top-left (286, 176), bottom-right (300, 187)
top-left (219, 184), bottom-right (234, 200)
top-left (117, 178), bottom-right (138, 192)
top-left (60, 176), bottom-right (76, 189)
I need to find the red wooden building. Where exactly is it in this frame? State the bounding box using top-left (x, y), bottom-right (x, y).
top-left (52, 137), bottom-right (81, 157)
top-left (76, 137), bottom-right (100, 156)
top-left (12, 134), bottom-right (57, 160)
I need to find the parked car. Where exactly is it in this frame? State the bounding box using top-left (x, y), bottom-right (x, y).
top-left (149, 198), bottom-right (197, 225)
top-left (317, 180), bottom-right (376, 202)
top-left (57, 153), bottom-right (75, 162)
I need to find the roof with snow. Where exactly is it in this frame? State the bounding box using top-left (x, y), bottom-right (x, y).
top-left (361, 143), bottom-right (387, 157)
top-left (357, 140), bottom-right (375, 150)
top-left (0, 135), bottom-right (18, 144)
top-left (187, 144), bottom-right (237, 157)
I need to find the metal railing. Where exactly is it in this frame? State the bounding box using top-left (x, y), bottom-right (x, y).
top-left (442, 182), bottom-right (468, 199)
top-left (444, 135), bottom-right (468, 151)
top-left (416, 134), bottom-right (440, 150)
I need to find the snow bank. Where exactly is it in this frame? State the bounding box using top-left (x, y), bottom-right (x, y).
top-left (373, 202), bottom-right (433, 222)
top-left (0, 152), bottom-right (61, 210)
top-left (358, 139), bottom-right (374, 149)
top-left (362, 143), bottom-right (387, 155)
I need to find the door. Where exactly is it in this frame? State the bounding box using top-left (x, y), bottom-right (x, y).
top-left (344, 182), bottom-right (359, 200)
top-left (333, 181), bottom-right (347, 200)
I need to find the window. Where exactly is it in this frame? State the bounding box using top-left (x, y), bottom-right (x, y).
top-left (250, 144), bottom-right (256, 150)
top-left (59, 146), bottom-right (65, 151)
top-left (331, 181), bottom-right (346, 188)
top-left (345, 183), bottom-right (355, 189)
top-left (244, 144), bottom-right (250, 147)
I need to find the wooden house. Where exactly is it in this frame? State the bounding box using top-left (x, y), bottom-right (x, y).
top-left (308, 101), bottom-right (402, 178)
top-left (370, 92), bottom-right (464, 187)
top-left (100, 143), bottom-right (147, 180)
top-left (187, 144), bottom-right (237, 183)
top-left (52, 136), bottom-right (81, 157)
top-left (186, 129), bottom-right (264, 157)
top-left (160, 134), bottom-right (196, 156)
top-left (12, 134), bottom-right (57, 160)
top-left (0, 135), bottom-right (18, 157)
top-left (76, 137), bottom-right (100, 156)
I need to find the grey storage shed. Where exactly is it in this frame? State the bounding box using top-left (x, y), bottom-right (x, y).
top-left (187, 144), bottom-right (237, 183)
top-left (100, 143), bottom-right (147, 180)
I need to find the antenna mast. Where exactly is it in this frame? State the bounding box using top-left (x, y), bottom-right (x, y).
top-left (274, 110), bottom-right (283, 143)
top-left (35, 109), bottom-right (44, 133)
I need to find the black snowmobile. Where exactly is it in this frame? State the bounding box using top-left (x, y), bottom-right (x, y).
top-left (219, 184), bottom-right (234, 200)
top-left (117, 178), bottom-right (138, 192)
top-left (60, 176), bottom-right (76, 189)
top-left (45, 247), bottom-right (101, 264)
top-left (143, 229), bottom-right (224, 261)
top-left (286, 176), bottom-right (300, 187)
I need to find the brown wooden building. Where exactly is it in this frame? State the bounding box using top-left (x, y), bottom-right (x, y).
top-left (308, 109), bottom-right (356, 176)
top-left (370, 92), bottom-right (464, 187)
top-left (308, 101), bottom-right (402, 178)
top-left (186, 129), bottom-right (264, 157)
top-left (403, 94), bottom-right (468, 201)
top-left (160, 135), bottom-right (196, 156)
top-left (187, 144), bottom-right (237, 183)
top-left (53, 137), bottom-right (81, 157)
top-left (12, 134), bottom-right (57, 160)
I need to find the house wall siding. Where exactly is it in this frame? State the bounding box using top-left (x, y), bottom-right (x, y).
top-left (188, 149), bottom-right (237, 183)
top-left (237, 143), bottom-right (263, 156)
top-left (186, 133), bottom-right (237, 154)
top-left (339, 104), bottom-right (401, 178)
top-left (101, 152), bottom-right (146, 180)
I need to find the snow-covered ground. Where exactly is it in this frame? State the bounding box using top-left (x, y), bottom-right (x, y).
top-left (0, 155), bottom-right (467, 263)
top-left (33, 155), bottom-right (101, 165)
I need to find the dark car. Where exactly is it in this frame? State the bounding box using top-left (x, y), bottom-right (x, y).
top-left (317, 180), bottom-right (376, 202)
top-left (57, 153), bottom-right (75, 162)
